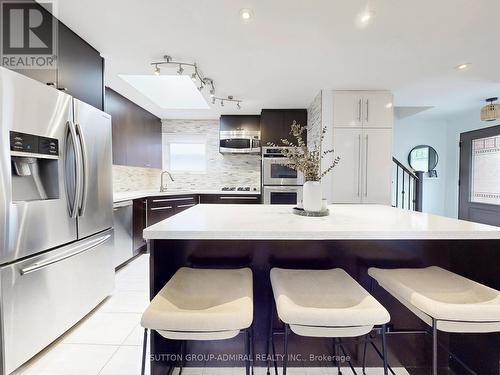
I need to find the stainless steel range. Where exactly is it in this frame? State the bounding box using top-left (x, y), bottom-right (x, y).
top-left (0, 67), bottom-right (114, 374)
top-left (262, 147), bottom-right (304, 205)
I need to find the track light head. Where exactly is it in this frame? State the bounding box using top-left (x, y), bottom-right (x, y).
top-left (198, 83), bottom-right (204, 91)
top-left (154, 65), bottom-right (160, 76)
top-left (177, 64), bottom-right (184, 75)
top-left (221, 100), bottom-right (224, 107)
top-left (237, 102), bottom-right (241, 110)
top-left (211, 97), bottom-right (216, 104)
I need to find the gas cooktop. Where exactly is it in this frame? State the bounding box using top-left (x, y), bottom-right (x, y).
top-left (221, 186), bottom-right (256, 192)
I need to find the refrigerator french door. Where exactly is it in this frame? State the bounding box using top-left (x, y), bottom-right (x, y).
top-left (0, 67), bottom-right (114, 374)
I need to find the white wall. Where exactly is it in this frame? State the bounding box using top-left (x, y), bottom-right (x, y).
top-left (394, 108), bottom-right (500, 219)
top-left (393, 116), bottom-right (448, 216)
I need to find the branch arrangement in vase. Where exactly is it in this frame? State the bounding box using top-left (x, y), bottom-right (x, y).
top-left (267, 121), bottom-right (340, 181)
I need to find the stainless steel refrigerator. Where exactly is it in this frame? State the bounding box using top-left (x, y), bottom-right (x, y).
top-left (0, 67), bottom-right (114, 374)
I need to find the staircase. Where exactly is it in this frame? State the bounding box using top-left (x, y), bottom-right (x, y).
top-left (392, 157), bottom-right (423, 211)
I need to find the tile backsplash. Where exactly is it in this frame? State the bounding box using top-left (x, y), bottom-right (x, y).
top-left (161, 119), bottom-right (261, 191)
top-left (113, 165), bottom-right (161, 192)
top-left (112, 119), bottom-right (261, 192)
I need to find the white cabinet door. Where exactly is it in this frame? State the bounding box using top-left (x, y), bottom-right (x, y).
top-left (361, 128), bottom-right (393, 204)
top-left (363, 92), bottom-right (393, 128)
top-left (333, 91), bottom-right (363, 128)
top-left (331, 128), bottom-right (363, 203)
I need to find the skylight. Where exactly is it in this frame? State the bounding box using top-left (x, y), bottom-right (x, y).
top-left (119, 75), bottom-right (210, 109)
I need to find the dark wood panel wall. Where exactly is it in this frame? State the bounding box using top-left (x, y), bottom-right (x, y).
top-left (105, 88), bottom-right (162, 168)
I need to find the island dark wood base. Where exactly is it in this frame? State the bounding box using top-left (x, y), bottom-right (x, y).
top-left (148, 239), bottom-right (500, 375)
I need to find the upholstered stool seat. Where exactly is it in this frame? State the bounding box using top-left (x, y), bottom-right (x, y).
top-left (271, 268), bottom-right (390, 337)
top-left (368, 266), bottom-right (500, 375)
top-left (142, 267), bottom-right (253, 340)
top-left (269, 268), bottom-right (390, 375)
top-left (141, 267), bottom-right (254, 375)
top-left (368, 266), bottom-right (500, 333)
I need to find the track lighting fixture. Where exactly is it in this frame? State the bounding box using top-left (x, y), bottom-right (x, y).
top-left (150, 54), bottom-right (244, 108)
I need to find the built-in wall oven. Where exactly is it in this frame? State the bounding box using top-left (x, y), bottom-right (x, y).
top-left (262, 147), bottom-right (304, 205)
top-left (263, 185), bottom-right (303, 205)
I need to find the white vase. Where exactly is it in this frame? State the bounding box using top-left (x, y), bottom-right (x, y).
top-left (302, 181), bottom-right (322, 212)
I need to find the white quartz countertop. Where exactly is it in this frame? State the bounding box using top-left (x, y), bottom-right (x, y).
top-left (113, 189), bottom-right (261, 203)
top-left (143, 204), bottom-right (500, 240)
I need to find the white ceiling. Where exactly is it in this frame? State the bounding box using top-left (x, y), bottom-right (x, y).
top-left (54, 0), bottom-right (500, 120)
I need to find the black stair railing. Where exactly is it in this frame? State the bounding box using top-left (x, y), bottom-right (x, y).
top-left (392, 157), bottom-right (423, 212)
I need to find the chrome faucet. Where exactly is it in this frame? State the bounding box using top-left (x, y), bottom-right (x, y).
top-left (160, 171), bottom-right (174, 192)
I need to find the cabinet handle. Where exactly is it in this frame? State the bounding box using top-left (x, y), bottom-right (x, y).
top-left (219, 196), bottom-right (259, 200)
top-left (357, 134), bottom-right (361, 197)
top-left (365, 99), bottom-right (369, 122)
top-left (358, 99), bottom-right (362, 122)
top-left (46, 82), bottom-right (56, 87)
top-left (365, 134), bottom-right (369, 197)
top-left (57, 87), bottom-right (68, 91)
top-left (177, 203), bottom-right (196, 208)
top-left (150, 206), bottom-right (173, 211)
top-left (152, 197), bottom-right (194, 203)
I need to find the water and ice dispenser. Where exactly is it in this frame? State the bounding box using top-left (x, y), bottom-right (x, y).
top-left (10, 131), bottom-right (60, 201)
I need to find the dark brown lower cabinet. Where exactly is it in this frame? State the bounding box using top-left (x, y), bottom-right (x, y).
top-left (199, 194), bottom-right (261, 204)
top-left (146, 195), bottom-right (199, 227)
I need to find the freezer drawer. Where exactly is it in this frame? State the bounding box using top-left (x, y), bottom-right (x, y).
top-left (0, 229), bottom-right (114, 374)
top-left (113, 200), bottom-right (134, 268)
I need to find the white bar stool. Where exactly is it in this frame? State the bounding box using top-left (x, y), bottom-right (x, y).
top-left (269, 268), bottom-right (391, 375)
top-left (141, 267), bottom-right (254, 375)
top-left (368, 266), bottom-right (500, 375)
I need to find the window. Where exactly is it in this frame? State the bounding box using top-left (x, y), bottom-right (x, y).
top-left (471, 135), bottom-right (500, 205)
top-left (163, 134), bottom-right (207, 173)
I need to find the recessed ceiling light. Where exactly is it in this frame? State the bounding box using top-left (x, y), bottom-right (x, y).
top-left (240, 8), bottom-right (254, 22)
top-left (456, 63), bottom-right (471, 70)
top-left (385, 102), bottom-right (393, 109)
top-left (360, 10), bottom-right (375, 24)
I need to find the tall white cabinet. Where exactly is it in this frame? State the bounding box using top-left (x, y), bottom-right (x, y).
top-left (331, 91), bottom-right (393, 205)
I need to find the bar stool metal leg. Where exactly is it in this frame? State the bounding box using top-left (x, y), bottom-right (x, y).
top-left (334, 338), bottom-right (342, 375)
top-left (250, 326), bottom-right (255, 375)
top-left (245, 329), bottom-right (251, 375)
top-left (141, 328), bottom-right (148, 375)
top-left (283, 324), bottom-right (289, 375)
top-left (432, 319), bottom-right (438, 375)
top-left (381, 324), bottom-right (388, 375)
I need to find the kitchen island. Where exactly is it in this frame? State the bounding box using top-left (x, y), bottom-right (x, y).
top-left (144, 204), bottom-right (500, 374)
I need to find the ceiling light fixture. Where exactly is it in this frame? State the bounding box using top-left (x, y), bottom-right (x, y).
top-left (456, 63), bottom-right (471, 71)
top-left (480, 97), bottom-right (500, 122)
top-left (150, 54), bottom-right (244, 109)
top-left (240, 8), bottom-right (254, 22)
top-left (360, 10), bottom-right (375, 24)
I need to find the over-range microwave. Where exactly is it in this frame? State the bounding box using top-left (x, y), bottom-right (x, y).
top-left (219, 130), bottom-right (261, 154)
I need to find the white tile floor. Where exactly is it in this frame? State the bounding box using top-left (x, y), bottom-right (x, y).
top-left (13, 254), bottom-right (409, 375)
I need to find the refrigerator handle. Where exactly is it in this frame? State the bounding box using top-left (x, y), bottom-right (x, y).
top-left (67, 120), bottom-right (82, 218)
top-left (75, 123), bottom-right (89, 216)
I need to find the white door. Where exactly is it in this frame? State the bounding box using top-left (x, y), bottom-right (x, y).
top-left (331, 128), bottom-right (363, 203)
top-left (333, 91), bottom-right (363, 128)
top-left (362, 92), bottom-right (393, 128)
top-left (361, 128), bottom-right (393, 204)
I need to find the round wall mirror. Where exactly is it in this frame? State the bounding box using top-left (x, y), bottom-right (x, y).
top-left (408, 145), bottom-right (438, 172)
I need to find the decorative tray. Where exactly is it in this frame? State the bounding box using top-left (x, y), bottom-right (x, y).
top-left (292, 207), bottom-right (330, 217)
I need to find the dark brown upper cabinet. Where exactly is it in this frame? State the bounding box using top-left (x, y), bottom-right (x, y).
top-left (220, 115), bottom-right (261, 132)
top-left (57, 22), bottom-right (104, 110)
top-left (260, 109), bottom-right (307, 146)
top-left (105, 88), bottom-right (162, 169)
top-left (1, 1), bottom-right (104, 110)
